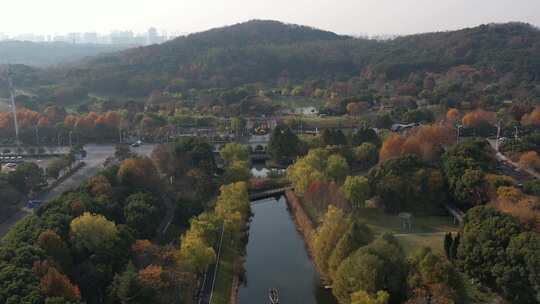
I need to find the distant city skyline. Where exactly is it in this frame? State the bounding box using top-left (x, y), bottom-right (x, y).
top-left (0, 27), bottom-right (186, 45)
top-left (0, 0), bottom-right (539, 38)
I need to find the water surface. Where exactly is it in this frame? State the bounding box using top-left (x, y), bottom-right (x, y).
top-left (238, 197), bottom-right (337, 304)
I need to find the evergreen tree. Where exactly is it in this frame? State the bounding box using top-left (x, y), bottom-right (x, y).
top-left (109, 263), bottom-right (148, 304)
top-left (444, 232), bottom-right (453, 260)
top-left (450, 232), bottom-right (460, 260)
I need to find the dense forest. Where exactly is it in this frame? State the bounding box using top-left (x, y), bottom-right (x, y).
top-left (2, 20), bottom-right (539, 101)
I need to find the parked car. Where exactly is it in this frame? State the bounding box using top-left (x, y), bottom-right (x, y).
top-left (26, 200), bottom-right (43, 209)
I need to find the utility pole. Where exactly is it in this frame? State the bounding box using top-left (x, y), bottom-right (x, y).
top-left (7, 65), bottom-right (20, 146)
top-left (495, 120), bottom-right (502, 152)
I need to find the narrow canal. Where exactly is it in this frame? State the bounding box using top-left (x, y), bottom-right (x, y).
top-left (238, 196), bottom-right (337, 304)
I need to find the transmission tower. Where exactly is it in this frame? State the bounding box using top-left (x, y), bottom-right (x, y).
top-left (7, 65), bottom-right (20, 146)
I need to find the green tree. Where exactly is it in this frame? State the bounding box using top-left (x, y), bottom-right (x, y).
top-left (223, 160), bottom-right (251, 184)
top-left (123, 193), bottom-right (161, 238)
top-left (115, 144), bottom-right (133, 161)
top-left (368, 155), bottom-right (448, 214)
top-left (502, 232), bottom-right (540, 303)
top-left (406, 247), bottom-right (461, 303)
top-left (326, 154), bottom-right (349, 184)
top-left (328, 221), bottom-right (374, 281)
top-left (457, 207), bottom-right (522, 293)
top-left (333, 235), bottom-right (406, 304)
top-left (8, 162), bottom-right (44, 194)
top-left (351, 126), bottom-right (381, 147)
top-left (454, 169), bottom-right (489, 206)
top-left (350, 290), bottom-right (389, 304)
top-left (443, 232), bottom-right (453, 260)
top-left (219, 143), bottom-right (249, 165)
top-left (37, 230), bottom-right (70, 268)
top-left (374, 113), bottom-right (393, 129)
top-left (341, 176), bottom-right (370, 209)
top-left (322, 129), bottom-right (347, 147)
top-left (109, 263), bottom-right (149, 304)
top-left (268, 125), bottom-right (302, 163)
top-left (354, 142), bottom-right (379, 168)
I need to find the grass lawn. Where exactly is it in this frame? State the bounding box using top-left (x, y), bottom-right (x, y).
top-left (211, 235), bottom-right (237, 304)
top-left (298, 199), bottom-right (459, 253)
top-left (353, 208), bottom-right (460, 254)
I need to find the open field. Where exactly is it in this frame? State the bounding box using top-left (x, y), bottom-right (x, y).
top-left (272, 97), bottom-right (325, 108)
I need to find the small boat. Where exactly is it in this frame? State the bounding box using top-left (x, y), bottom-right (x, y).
top-left (269, 288), bottom-right (279, 304)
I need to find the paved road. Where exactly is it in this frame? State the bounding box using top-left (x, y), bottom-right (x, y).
top-left (487, 139), bottom-right (540, 181)
top-left (0, 144), bottom-right (155, 239)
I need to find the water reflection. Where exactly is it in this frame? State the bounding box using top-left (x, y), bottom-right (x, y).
top-left (238, 197), bottom-right (337, 304)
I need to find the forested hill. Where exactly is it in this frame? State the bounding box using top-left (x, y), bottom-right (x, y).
top-left (366, 22), bottom-right (540, 79)
top-left (0, 41), bottom-right (132, 67)
top-left (6, 21), bottom-right (540, 99)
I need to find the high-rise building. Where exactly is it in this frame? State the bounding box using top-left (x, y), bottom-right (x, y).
top-left (147, 27), bottom-right (159, 45)
top-left (82, 32), bottom-right (99, 44)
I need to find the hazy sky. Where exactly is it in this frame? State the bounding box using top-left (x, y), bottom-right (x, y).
top-left (1, 0), bottom-right (539, 36)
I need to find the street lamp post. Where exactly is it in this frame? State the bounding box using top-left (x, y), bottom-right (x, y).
top-left (456, 124), bottom-right (463, 144)
top-left (495, 120), bottom-right (502, 152)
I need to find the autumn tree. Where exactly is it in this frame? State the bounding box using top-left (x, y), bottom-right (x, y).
top-left (37, 230), bottom-right (70, 267)
top-left (85, 175), bottom-right (113, 200)
top-left (40, 267), bottom-right (81, 302)
top-left (117, 157), bottom-right (160, 191)
top-left (215, 182), bottom-right (250, 234)
top-left (177, 229), bottom-right (216, 274)
top-left (70, 212), bottom-right (119, 252)
top-left (379, 125), bottom-right (454, 162)
top-left (304, 180), bottom-right (348, 213)
top-left (312, 206), bottom-right (350, 279)
top-left (287, 156), bottom-right (325, 195)
top-left (151, 144), bottom-right (178, 177)
top-left (521, 106), bottom-right (540, 127)
top-left (446, 108), bottom-right (460, 124)
top-left (138, 265), bottom-right (167, 291)
top-left (519, 151), bottom-right (540, 171)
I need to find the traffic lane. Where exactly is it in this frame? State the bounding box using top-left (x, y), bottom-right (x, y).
top-left (0, 209), bottom-right (31, 238)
